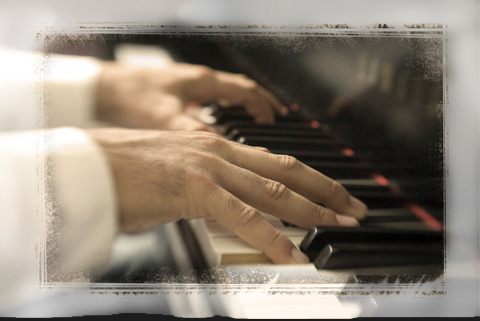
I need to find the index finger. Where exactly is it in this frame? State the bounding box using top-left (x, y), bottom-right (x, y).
top-left (207, 185), bottom-right (310, 264)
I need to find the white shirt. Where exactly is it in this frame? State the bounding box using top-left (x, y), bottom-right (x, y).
top-left (0, 47), bottom-right (118, 311)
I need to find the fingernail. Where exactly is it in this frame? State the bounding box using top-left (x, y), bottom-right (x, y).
top-left (350, 196), bottom-right (368, 216)
top-left (336, 214), bottom-right (360, 227)
top-left (291, 247), bottom-right (309, 264)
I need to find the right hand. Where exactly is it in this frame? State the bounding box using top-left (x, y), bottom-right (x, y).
top-left (87, 128), bottom-right (367, 264)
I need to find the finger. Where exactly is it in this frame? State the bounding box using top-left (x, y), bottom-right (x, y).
top-left (229, 140), bottom-right (270, 153)
top-left (213, 72), bottom-right (282, 124)
top-left (253, 146), bottom-right (270, 153)
top-left (215, 71), bottom-right (288, 116)
top-left (215, 161), bottom-right (359, 228)
top-left (207, 186), bottom-right (309, 264)
top-left (256, 85), bottom-right (289, 117)
top-left (225, 144), bottom-right (368, 219)
top-left (243, 93), bottom-right (275, 125)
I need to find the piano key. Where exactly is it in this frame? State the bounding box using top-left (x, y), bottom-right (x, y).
top-left (300, 226), bottom-right (443, 269)
top-left (305, 160), bottom-right (372, 170)
top-left (311, 242), bottom-right (443, 269)
top-left (271, 150), bottom-right (361, 162)
top-left (203, 215), bottom-right (309, 238)
top-left (237, 135), bottom-right (342, 148)
top-left (336, 178), bottom-right (384, 186)
top-left (282, 207), bottom-right (419, 228)
top-left (228, 127), bottom-right (332, 139)
top-left (362, 208), bottom-right (418, 221)
top-left (347, 192), bottom-right (408, 209)
top-left (190, 93), bottom-right (445, 272)
top-left (215, 238), bottom-right (304, 265)
top-left (342, 183), bottom-right (393, 193)
top-left (359, 220), bottom-right (433, 231)
top-left (199, 233), bottom-right (306, 266)
top-left (306, 163), bottom-right (375, 179)
top-left (223, 121), bottom-right (319, 135)
top-left (213, 108), bottom-right (306, 124)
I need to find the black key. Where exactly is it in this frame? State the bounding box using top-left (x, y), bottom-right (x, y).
top-left (347, 191), bottom-right (408, 209)
top-left (342, 183), bottom-right (393, 192)
top-left (306, 162), bottom-right (375, 179)
top-left (214, 107), bottom-right (305, 124)
top-left (300, 226), bottom-right (443, 269)
top-left (360, 208), bottom-right (419, 223)
top-left (281, 208), bottom-right (418, 229)
top-left (271, 150), bottom-right (361, 163)
top-left (237, 135), bottom-right (343, 151)
top-left (228, 127), bottom-right (331, 140)
top-left (223, 121), bottom-right (314, 135)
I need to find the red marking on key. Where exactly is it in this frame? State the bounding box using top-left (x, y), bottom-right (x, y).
top-left (310, 120), bottom-right (320, 129)
top-left (342, 148), bottom-right (355, 157)
top-left (389, 186), bottom-right (402, 195)
top-left (407, 203), bottom-right (444, 231)
top-left (373, 173), bottom-right (390, 186)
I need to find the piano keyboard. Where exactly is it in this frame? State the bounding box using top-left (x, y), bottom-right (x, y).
top-left (186, 103), bottom-right (444, 272)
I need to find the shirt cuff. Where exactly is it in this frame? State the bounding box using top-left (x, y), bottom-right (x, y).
top-left (48, 127), bottom-right (119, 273)
top-left (44, 54), bottom-right (104, 128)
top-left (1, 127), bottom-right (118, 276)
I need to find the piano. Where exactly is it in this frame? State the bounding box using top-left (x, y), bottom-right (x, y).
top-left (45, 29), bottom-right (447, 317)
top-left (181, 103), bottom-right (444, 278)
top-left (115, 31), bottom-right (443, 280)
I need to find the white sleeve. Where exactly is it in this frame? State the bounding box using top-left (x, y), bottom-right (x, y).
top-left (43, 54), bottom-right (104, 128)
top-left (0, 48), bottom-right (119, 309)
top-left (0, 127), bottom-right (118, 309)
top-left (0, 47), bottom-right (104, 131)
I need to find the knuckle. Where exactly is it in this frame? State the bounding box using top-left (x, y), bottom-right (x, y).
top-left (192, 66), bottom-right (214, 80)
top-left (191, 123), bottom-right (212, 132)
top-left (198, 151), bottom-right (223, 169)
top-left (237, 73), bottom-right (249, 79)
top-left (328, 180), bottom-right (348, 202)
top-left (255, 146), bottom-right (270, 153)
top-left (186, 168), bottom-right (213, 189)
top-left (276, 154), bottom-right (301, 172)
top-left (263, 229), bottom-right (284, 248)
top-left (315, 205), bottom-right (329, 222)
top-left (187, 148), bottom-right (227, 173)
top-left (235, 206), bottom-right (261, 229)
top-left (195, 132), bottom-right (227, 150)
top-left (244, 79), bottom-right (258, 90)
top-left (184, 172), bottom-right (219, 217)
top-left (266, 180), bottom-right (290, 201)
top-left (315, 205), bottom-right (337, 225)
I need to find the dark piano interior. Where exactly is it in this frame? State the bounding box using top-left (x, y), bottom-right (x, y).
top-left (46, 29), bottom-right (445, 282)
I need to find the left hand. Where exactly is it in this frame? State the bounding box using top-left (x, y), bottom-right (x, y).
top-left (95, 63), bottom-right (289, 132)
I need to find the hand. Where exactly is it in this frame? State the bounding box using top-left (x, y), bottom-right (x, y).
top-left (88, 128), bottom-right (368, 264)
top-left (95, 63), bottom-right (289, 132)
